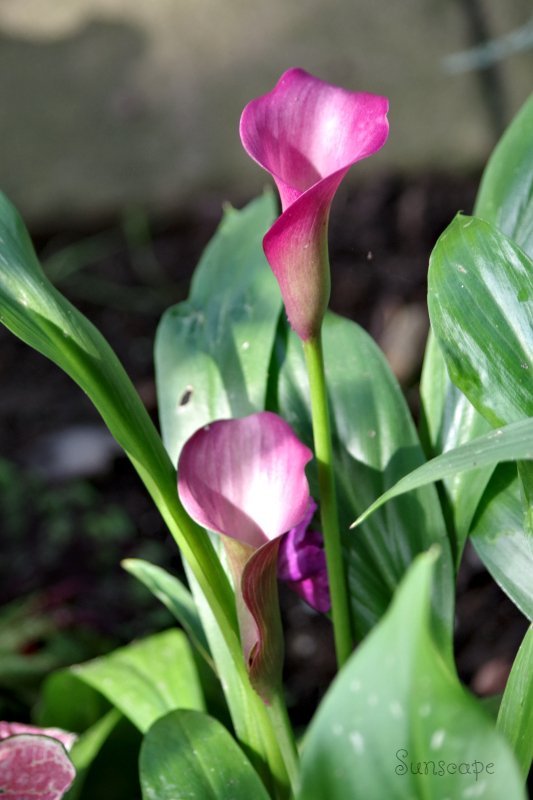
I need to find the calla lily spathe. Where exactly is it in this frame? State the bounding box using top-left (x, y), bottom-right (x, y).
top-left (240, 68), bottom-right (389, 340)
top-left (177, 411), bottom-right (325, 699)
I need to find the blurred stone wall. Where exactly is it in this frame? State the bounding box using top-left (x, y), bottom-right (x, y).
top-left (0, 0), bottom-right (531, 224)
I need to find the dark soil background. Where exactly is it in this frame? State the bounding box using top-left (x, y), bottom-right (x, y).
top-left (0, 173), bottom-right (529, 735)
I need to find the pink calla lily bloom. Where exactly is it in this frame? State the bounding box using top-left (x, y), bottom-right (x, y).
top-left (240, 68), bottom-right (389, 340)
top-left (177, 411), bottom-right (325, 699)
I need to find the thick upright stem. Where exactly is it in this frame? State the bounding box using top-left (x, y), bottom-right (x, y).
top-left (303, 334), bottom-right (353, 667)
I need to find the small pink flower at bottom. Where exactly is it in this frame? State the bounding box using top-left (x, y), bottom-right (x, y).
top-left (0, 724), bottom-right (76, 800)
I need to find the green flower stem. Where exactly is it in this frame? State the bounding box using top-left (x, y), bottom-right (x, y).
top-left (303, 334), bottom-right (353, 667)
top-left (267, 686), bottom-right (299, 798)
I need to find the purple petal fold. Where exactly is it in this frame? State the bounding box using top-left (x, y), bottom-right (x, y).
top-left (278, 499), bottom-right (331, 613)
top-left (240, 68), bottom-right (389, 340)
top-left (177, 412), bottom-right (313, 548)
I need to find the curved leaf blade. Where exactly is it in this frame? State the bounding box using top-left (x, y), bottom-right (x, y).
top-left (352, 417), bottom-right (533, 528)
top-left (298, 550), bottom-right (526, 800)
top-left (428, 215), bottom-right (533, 428)
top-left (497, 624), bottom-right (533, 781)
top-left (122, 558), bottom-right (211, 666)
top-left (155, 192), bottom-right (281, 465)
top-left (139, 709), bottom-right (270, 800)
top-left (474, 91), bottom-right (533, 257)
top-left (71, 629), bottom-right (204, 734)
top-left (470, 466), bottom-right (533, 622)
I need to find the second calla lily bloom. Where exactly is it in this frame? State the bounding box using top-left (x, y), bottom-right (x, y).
top-left (240, 68), bottom-right (389, 340)
top-left (177, 412), bottom-right (314, 700)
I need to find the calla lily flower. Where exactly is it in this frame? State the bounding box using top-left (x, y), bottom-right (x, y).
top-left (177, 411), bottom-right (314, 700)
top-left (240, 68), bottom-right (389, 340)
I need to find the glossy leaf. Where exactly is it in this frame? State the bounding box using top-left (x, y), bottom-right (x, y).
top-left (71, 630), bottom-right (204, 734)
top-left (155, 193), bottom-right (291, 795)
top-left (140, 709), bottom-right (270, 800)
top-left (419, 333), bottom-right (492, 562)
top-left (420, 88), bottom-right (533, 550)
top-left (0, 191), bottom-right (239, 686)
top-left (352, 417), bottom-right (533, 528)
top-left (470, 466), bottom-right (533, 622)
top-left (497, 624), bottom-right (533, 781)
top-left (155, 192), bottom-right (281, 465)
top-left (278, 312), bottom-right (453, 646)
top-left (474, 91), bottom-right (533, 258)
top-left (428, 215), bottom-right (533, 428)
top-left (298, 551), bottom-right (526, 799)
top-left (122, 558), bottom-right (211, 665)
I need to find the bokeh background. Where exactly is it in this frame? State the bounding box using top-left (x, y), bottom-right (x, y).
top-left (0, 0), bottom-right (531, 768)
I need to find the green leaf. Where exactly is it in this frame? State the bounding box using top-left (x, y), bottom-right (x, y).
top-left (37, 672), bottom-right (110, 732)
top-left (474, 91), bottom-right (533, 258)
top-left (298, 550), bottom-right (526, 799)
top-left (497, 624), bottom-right (533, 781)
top-left (428, 215), bottom-right (533, 427)
top-left (154, 193), bottom-right (291, 794)
top-left (420, 333), bottom-right (492, 561)
top-left (66, 709), bottom-right (122, 800)
top-left (71, 629), bottom-right (204, 734)
top-left (155, 191), bottom-right (281, 465)
top-left (278, 313), bottom-right (453, 646)
top-left (121, 558), bottom-right (212, 666)
top-left (0, 190), bottom-right (239, 682)
top-left (139, 709), bottom-right (271, 800)
top-left (470, 466), bottom-right (533, 621)
top-left (352, 417), bottom-right (533, 528)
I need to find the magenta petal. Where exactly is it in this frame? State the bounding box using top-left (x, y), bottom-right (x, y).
top-left (240, 68), bottom-right (389, 340)
top-left (178, 412), bottom-right (313, 548)
top-left (0, 723), bottom-right (76, 752)
top-left (240, 68), bottom-right (389, 209)
top-left (0, 734), bottom-right (76, 800)
top-left (286, 572), bottom-right (331, 614)
top-left (278, 502), bottom-right (331, 613)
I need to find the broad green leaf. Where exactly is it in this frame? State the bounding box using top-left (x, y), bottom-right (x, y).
top-left (428, 215), bottom-right (533, 427)
top-left (0, 190), bottom-right (239, 680)
top-left (298, 550), bottom-right (526, 800)
top-left (352, 417), bottom-right (533, 528)
top-left (71, 629), bottom-right (204, 734)
top-left (37, 672), bottom-right (110, 732)
top-left (475, 91), bottom-right (533, 258)
top-left (155, 193), bottom-right (290, 795)
top-left (122, 558), bottom-right (211, 666)
top-left (470, 466), bottom-right (533, 621)
top-left (420, 93), bottom-right (533, 559)
top-left (140, 709), bottom-right (270, 800)
top-left (497, 624), bottom-right (533, 781)
top-left (420, 333), bottom-right (492, 561)
top-left (155, 191), bottom-right (281, 465)
top-left (278, 313), bottom-right (453, 646)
